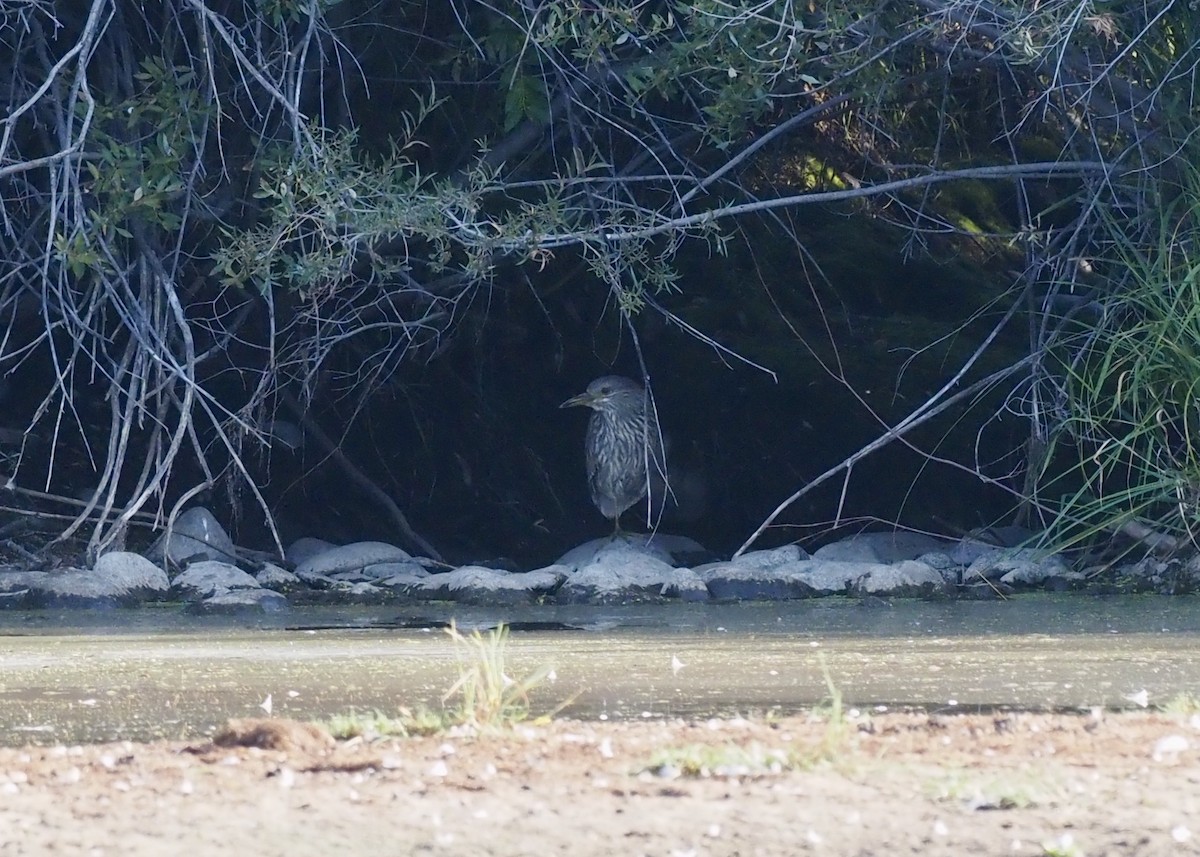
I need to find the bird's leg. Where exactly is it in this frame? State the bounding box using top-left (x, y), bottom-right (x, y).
top-left (612, 515), bottom-right (623, 536)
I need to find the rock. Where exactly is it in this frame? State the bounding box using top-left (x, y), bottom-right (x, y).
top-left (373, 567), bottom-right (432, 593)
top-left (557, 542), bottom-right (708, 604)
top-left (694, 560), bottom-right (819, 601)
top-left (0, 571), bottom-right (51, 604)
top-left (849, 560), bottom-right (951, 597)
top-left (1114, 557), bottom-right (1200, 594)
top-left (915, 551), bottom-right (963, 585)
top-left (556, 533), bottom-right (709, 570)
top-left (285, 537), bottom-right (338, 567)
top-left (800, 559), bottom-right (950, 595)
top-left (292, 568), bottom-right (338, 589)
top-left (699, 557), bottom-right (950, 600)
top-left (964, 548), bottom-right (1080, 586)
top-left (794, 560), bottom-right (868, 593)
top-left (184, 588), bottom-right (289, 615)
top-left (321, 561), bottom-right (429, 588)
top-left (255, 563), bottom-right (304, 592)
top-left (0, 587), bottom-right (27, 606)
top-left (416, 565), bottom-right (566, 605)
top-left (294, 541), bottom-right (411, 577)
top-left (949, 537), bottom-right (1005, 566)
top-left (813, 532), bottom-right (950, 563)
top-left (146, 507), bottom-right (238, 567)
top-left (640, 533), bottom-right (715, 566)
top-left (327, 581), bottom-right (391, 604)
top-left (728, 544), bottom-right (810, 569)
top-left (0, 552), bottom-right (169, 608)
top-left (171, 561), bottom-right (261, 601)
top-left (93, 552), bottom-right (171, 598)
top-left (352, 561), bottom-right (431, 582)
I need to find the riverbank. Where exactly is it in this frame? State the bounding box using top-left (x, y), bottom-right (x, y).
top-left (1, 709), bottom-right (1196, 856)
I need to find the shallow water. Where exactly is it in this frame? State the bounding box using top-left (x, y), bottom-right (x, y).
top-left (0, 596), bottom-right (1197, 745)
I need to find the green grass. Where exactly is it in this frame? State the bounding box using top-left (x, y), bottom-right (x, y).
top-left (441, 620), bottom-right (559, 729)
top-left (1160, 691), bottom-right (1200, 716)
top-left (325, 707), bottom-right (448, 740)
top-left (928, 769), bottom-right (1059, 810)
top-left (643, 741), bottom-right (800, 778)
top-left (322, 620), bottom-right (558, 740)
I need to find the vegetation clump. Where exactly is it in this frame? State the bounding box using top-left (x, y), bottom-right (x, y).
top-left (325, 621), bottom-right (557, 739)
top-left (1, 2), bottom-right (1199, 563)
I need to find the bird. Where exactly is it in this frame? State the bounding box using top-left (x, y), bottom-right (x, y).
top-left (560, 375), bottom-right (667, 534)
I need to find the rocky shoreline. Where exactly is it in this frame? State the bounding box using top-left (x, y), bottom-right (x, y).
top-left (0, 507), bottom-right (1190, 612)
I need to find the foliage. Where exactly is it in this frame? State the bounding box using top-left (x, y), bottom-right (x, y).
top-left (643, 740), bottom-right (801, 778)
top-left (442, 621), bottom-right (557, 729)
top-left (58, 57), bottom-right (203, 276)
top-left (1032, 139), bottom-right (1200, 553)
top-left (325, 707), bottom-right (446, 739)
top-left (1, 0), bottom-right (1198, 558)
top-left (323, 621), bottom-right (557, 738)
top-left (213, 116), bottom-right (481, 296)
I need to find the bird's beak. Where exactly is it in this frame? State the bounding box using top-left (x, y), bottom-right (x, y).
top-left (560, 391), bottom-right (594, 409)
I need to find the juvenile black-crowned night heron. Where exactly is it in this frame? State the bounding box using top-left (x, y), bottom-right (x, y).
top-left (560, 375), bottom-right (666, 533)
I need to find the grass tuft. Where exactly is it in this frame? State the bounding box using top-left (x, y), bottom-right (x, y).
top-left (322, 620), bottom-right (557, 740)
top-left (442, 620), bottom-right (558, 729)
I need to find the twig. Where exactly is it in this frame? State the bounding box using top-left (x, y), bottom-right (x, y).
top-left (281, 392), bottom-right (443, 561)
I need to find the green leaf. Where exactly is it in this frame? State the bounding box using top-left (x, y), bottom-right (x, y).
top-left (503, 74), bottom-right (549, 132)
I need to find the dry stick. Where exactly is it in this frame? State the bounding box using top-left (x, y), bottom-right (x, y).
top-left (734, 360), bottom-right (1031, 557)
top-left (0, 485), bottom-right (161, 526)
top-left (280, 392), bottom-right (443, 562)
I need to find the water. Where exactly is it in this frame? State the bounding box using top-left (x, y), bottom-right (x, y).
top-left (0, 596), bottom-right (1197, 745)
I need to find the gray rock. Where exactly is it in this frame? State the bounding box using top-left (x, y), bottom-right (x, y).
top-left (915, 551), bottom-right (963, 585)
top-left (285, 537), bottom-right (338, 567)
top-left (373, 568), bottom-right (431, 592)
top-left (171, 561), bottom-right (260, 601)
top-left (796, 560), bottom-right (872, 593)
top-left (184, 588), bottom-right (289, 615)
top-left (557, 543), bottom-right (708, 605)
top-left (255, 563), bottom-right (304, 592)
top-left (293, 568), bottom-right (339, 590)
top-left (0, 552), bottom-right (168, 608)
top-left (556, 533), bottom-right (708, 570)
top-left (1112, 557), bottom-right (1200, 594)
top-left (146, 507), bottom-right (238, 567)
top-left (327, 580), bottom-right (391, 604)
top-left (0, 571), bottom-right (49, 601)
top-left (294, 541), bottom-right (411, 577)
top-left (812, 532), bottom-right (950, 563)
top-left (416, 565), bottom-right (566, 605)
top-left (698, 557), bottom-right (950, 600)
top-left (694, 560), bottom-right (818, 601)
top-left (640, 533), bottom-right (713, 565)
top-left (0, 587), bottom-right (27, 606)
top-left (694, 545), bottom-right (809, 578)
top-left (93, 552), bottom-right (171, 596)
top-left (357, 561), bottom-right (431, 581)
top-left (849, 560), bottom-right (951, 597)
top-left (949, 538), bottom-right (1005, 566)
top-left (731, 544), bottom-right (810, 569)
top-left (965, 548), bottom-right (1080, 586)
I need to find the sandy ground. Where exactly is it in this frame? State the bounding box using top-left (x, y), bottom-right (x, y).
top-left (1, 709), bottom-right (1198, 856)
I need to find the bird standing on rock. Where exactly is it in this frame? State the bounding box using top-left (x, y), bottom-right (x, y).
top-left (560, 375), bottom-right (667, 534)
